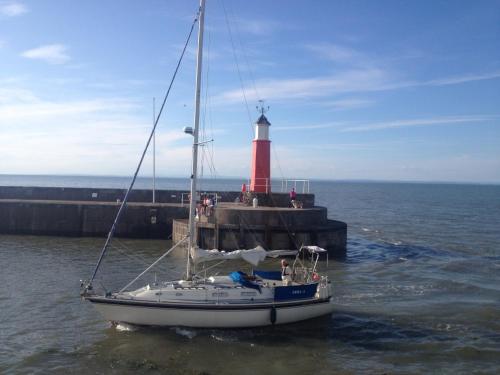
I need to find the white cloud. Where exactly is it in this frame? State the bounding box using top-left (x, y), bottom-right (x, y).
top-left (321, 98), bottom-right (374, 111)
top-left (289, 142), bottom-right (379, 151)
top-left (21, 44), bottom-right (70, 65)
top-left (1, 85), bottom-right (497, 181)
top-left (213, 68), bottom-right (500, 105)
top-left (0, 2), bottom-right (28, 16)
top-left (0, 98), bottom-right (139, 121)
top-left (340, 115), bottom-right (496, 132)
top-left (231, 19), bottom-right (280, 36)
top-left (0, 86), bottom-right (251, 177)
top-left (212, 40), bottom-right (500, 106)
top-left (0, 86), bottom-right (197, 176)
top-left (0, 86), bottom-right (38, 104)
top-left (423, 71), bottom-right (500, 86)
top-left (273, 115), bottom-right (496, 133)
top-left (304, 43), bottom-right (358, 63)
top-left (214, 68), bottom-right (388, 104)
top-left (273, 122), bottom-right (347, 131)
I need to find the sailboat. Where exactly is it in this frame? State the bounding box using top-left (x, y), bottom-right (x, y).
top-left (81, 0), bottom-right (334, 328)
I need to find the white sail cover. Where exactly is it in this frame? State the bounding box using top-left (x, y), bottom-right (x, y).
top-left (191, 246), bottom-right (298, 266)
top-left (303, 245), bottom-right (327, 253)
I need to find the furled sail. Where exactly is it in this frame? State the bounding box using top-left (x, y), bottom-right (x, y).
top-left (191, 246), bottom-right (298, 266)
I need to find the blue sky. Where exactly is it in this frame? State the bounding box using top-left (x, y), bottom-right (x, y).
top-left (1, 0), bottom-right (499, 183)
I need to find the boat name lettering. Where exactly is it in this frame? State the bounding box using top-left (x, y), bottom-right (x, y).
top-left (212, 292), bottom-right (229, 297)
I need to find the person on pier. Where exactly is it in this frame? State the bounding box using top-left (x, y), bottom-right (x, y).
top-left (240, 183), bottom-right (247, 202)
top-left (290, 187), bottom-right (297, 206)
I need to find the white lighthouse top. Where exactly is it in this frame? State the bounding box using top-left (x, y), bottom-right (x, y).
top-left (255, 114), bottom-right (271, 140)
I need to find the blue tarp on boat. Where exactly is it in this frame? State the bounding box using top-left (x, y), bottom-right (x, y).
top-left (229, 271), bottom-right (262, 293)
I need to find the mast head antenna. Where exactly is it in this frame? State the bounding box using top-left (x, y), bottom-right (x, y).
top-left (256, 100), bottom-right (269, 116)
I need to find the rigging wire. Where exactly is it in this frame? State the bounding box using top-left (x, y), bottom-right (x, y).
top-left (201, 25), bottom-right (217, 178)
top-left (269, 194), bottom-right (302, 250)
top-left (201, 15), bottom-right (217, 179)
top-left (118, 236), bottom-right (188, 293)
top-left (213, 1), bottom-right (305, 254)
top-left (221, 0), bottom-right (286, 182)
top-left (206, 79), bottom-right (217, 176)
top-left (271, 143), bottom-right (286, 184)
top-left (228, 2), bottom-right (261, 103)
top-left (110, 239), bottom-right (173, 275)
top-left (110, 242), bottom-right (184, 278)
top-left (217, 0), bottom-right (301, 252)
top-left (220, 0), bottom-right (255, 136)
top-left (205, 29), bottom-right (217, 177)
top-left (86, 7), bottom-right (200, 287)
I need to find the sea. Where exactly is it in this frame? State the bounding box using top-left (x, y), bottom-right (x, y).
top-left (0, 175), bottom-right (499, 374)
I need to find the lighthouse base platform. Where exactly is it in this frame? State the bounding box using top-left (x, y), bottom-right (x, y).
top-left (173, 202), bottom-right (347, 258)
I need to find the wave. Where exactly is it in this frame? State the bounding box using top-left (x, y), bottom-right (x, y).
top-left (115, 323), bottom-right (137, 332)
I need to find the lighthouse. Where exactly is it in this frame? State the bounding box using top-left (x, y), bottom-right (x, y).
top-left (250, 107), bottom-right (271, 193)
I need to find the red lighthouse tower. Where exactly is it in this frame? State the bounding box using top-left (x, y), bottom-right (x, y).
top-left (250, 107), bottom-right (271, 193)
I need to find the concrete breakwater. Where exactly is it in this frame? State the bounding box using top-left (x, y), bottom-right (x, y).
top-left (0, 186), bottom-right (192, 239)
top-left (0, 186), bottom-right (347, 256)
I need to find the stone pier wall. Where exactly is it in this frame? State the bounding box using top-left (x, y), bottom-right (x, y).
top-left (0, 200), bottom-right (188, 238)
top-left (0, 186), bottom-right (346, 257)
top-left (0, 186), bottom-right (314, 207)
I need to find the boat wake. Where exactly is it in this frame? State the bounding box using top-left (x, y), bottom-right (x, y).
top-left (115, 323), bottom-right (137, 332)
top-left (172, 327), bottom-right (198, 339)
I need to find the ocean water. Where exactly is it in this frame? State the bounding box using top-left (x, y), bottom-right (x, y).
top-left (1, 175), bottom-right (499, 374)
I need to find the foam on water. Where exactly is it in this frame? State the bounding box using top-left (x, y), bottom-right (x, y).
top-left (115, 323), bottom-right (137, 332)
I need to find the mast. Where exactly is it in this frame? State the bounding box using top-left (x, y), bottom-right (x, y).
top-left (186, 0), bottom-right (205, 280)
top-left (152, 97), bottom-right (156, 204)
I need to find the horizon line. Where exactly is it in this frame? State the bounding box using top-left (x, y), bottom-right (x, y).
top-left (0, 173), bottom-right (499, 187)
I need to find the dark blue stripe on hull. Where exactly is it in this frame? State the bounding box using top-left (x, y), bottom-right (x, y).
top-left (274, 283), bottom-right (319, 300)
top-left (86, 296), bottom-right (331, 311)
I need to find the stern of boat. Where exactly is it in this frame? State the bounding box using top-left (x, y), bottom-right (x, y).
top-left (317, 275), bottom-right (332, 299)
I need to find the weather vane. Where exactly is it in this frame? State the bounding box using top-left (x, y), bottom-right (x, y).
top-left (256, 100), bottom-right (269, 115)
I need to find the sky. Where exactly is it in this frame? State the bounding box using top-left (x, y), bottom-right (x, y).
top-left (1, 0), bottom-right (499, 183)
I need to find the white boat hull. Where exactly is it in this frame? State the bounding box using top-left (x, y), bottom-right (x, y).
top-left (88, 297), bottom-right (334, 328)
